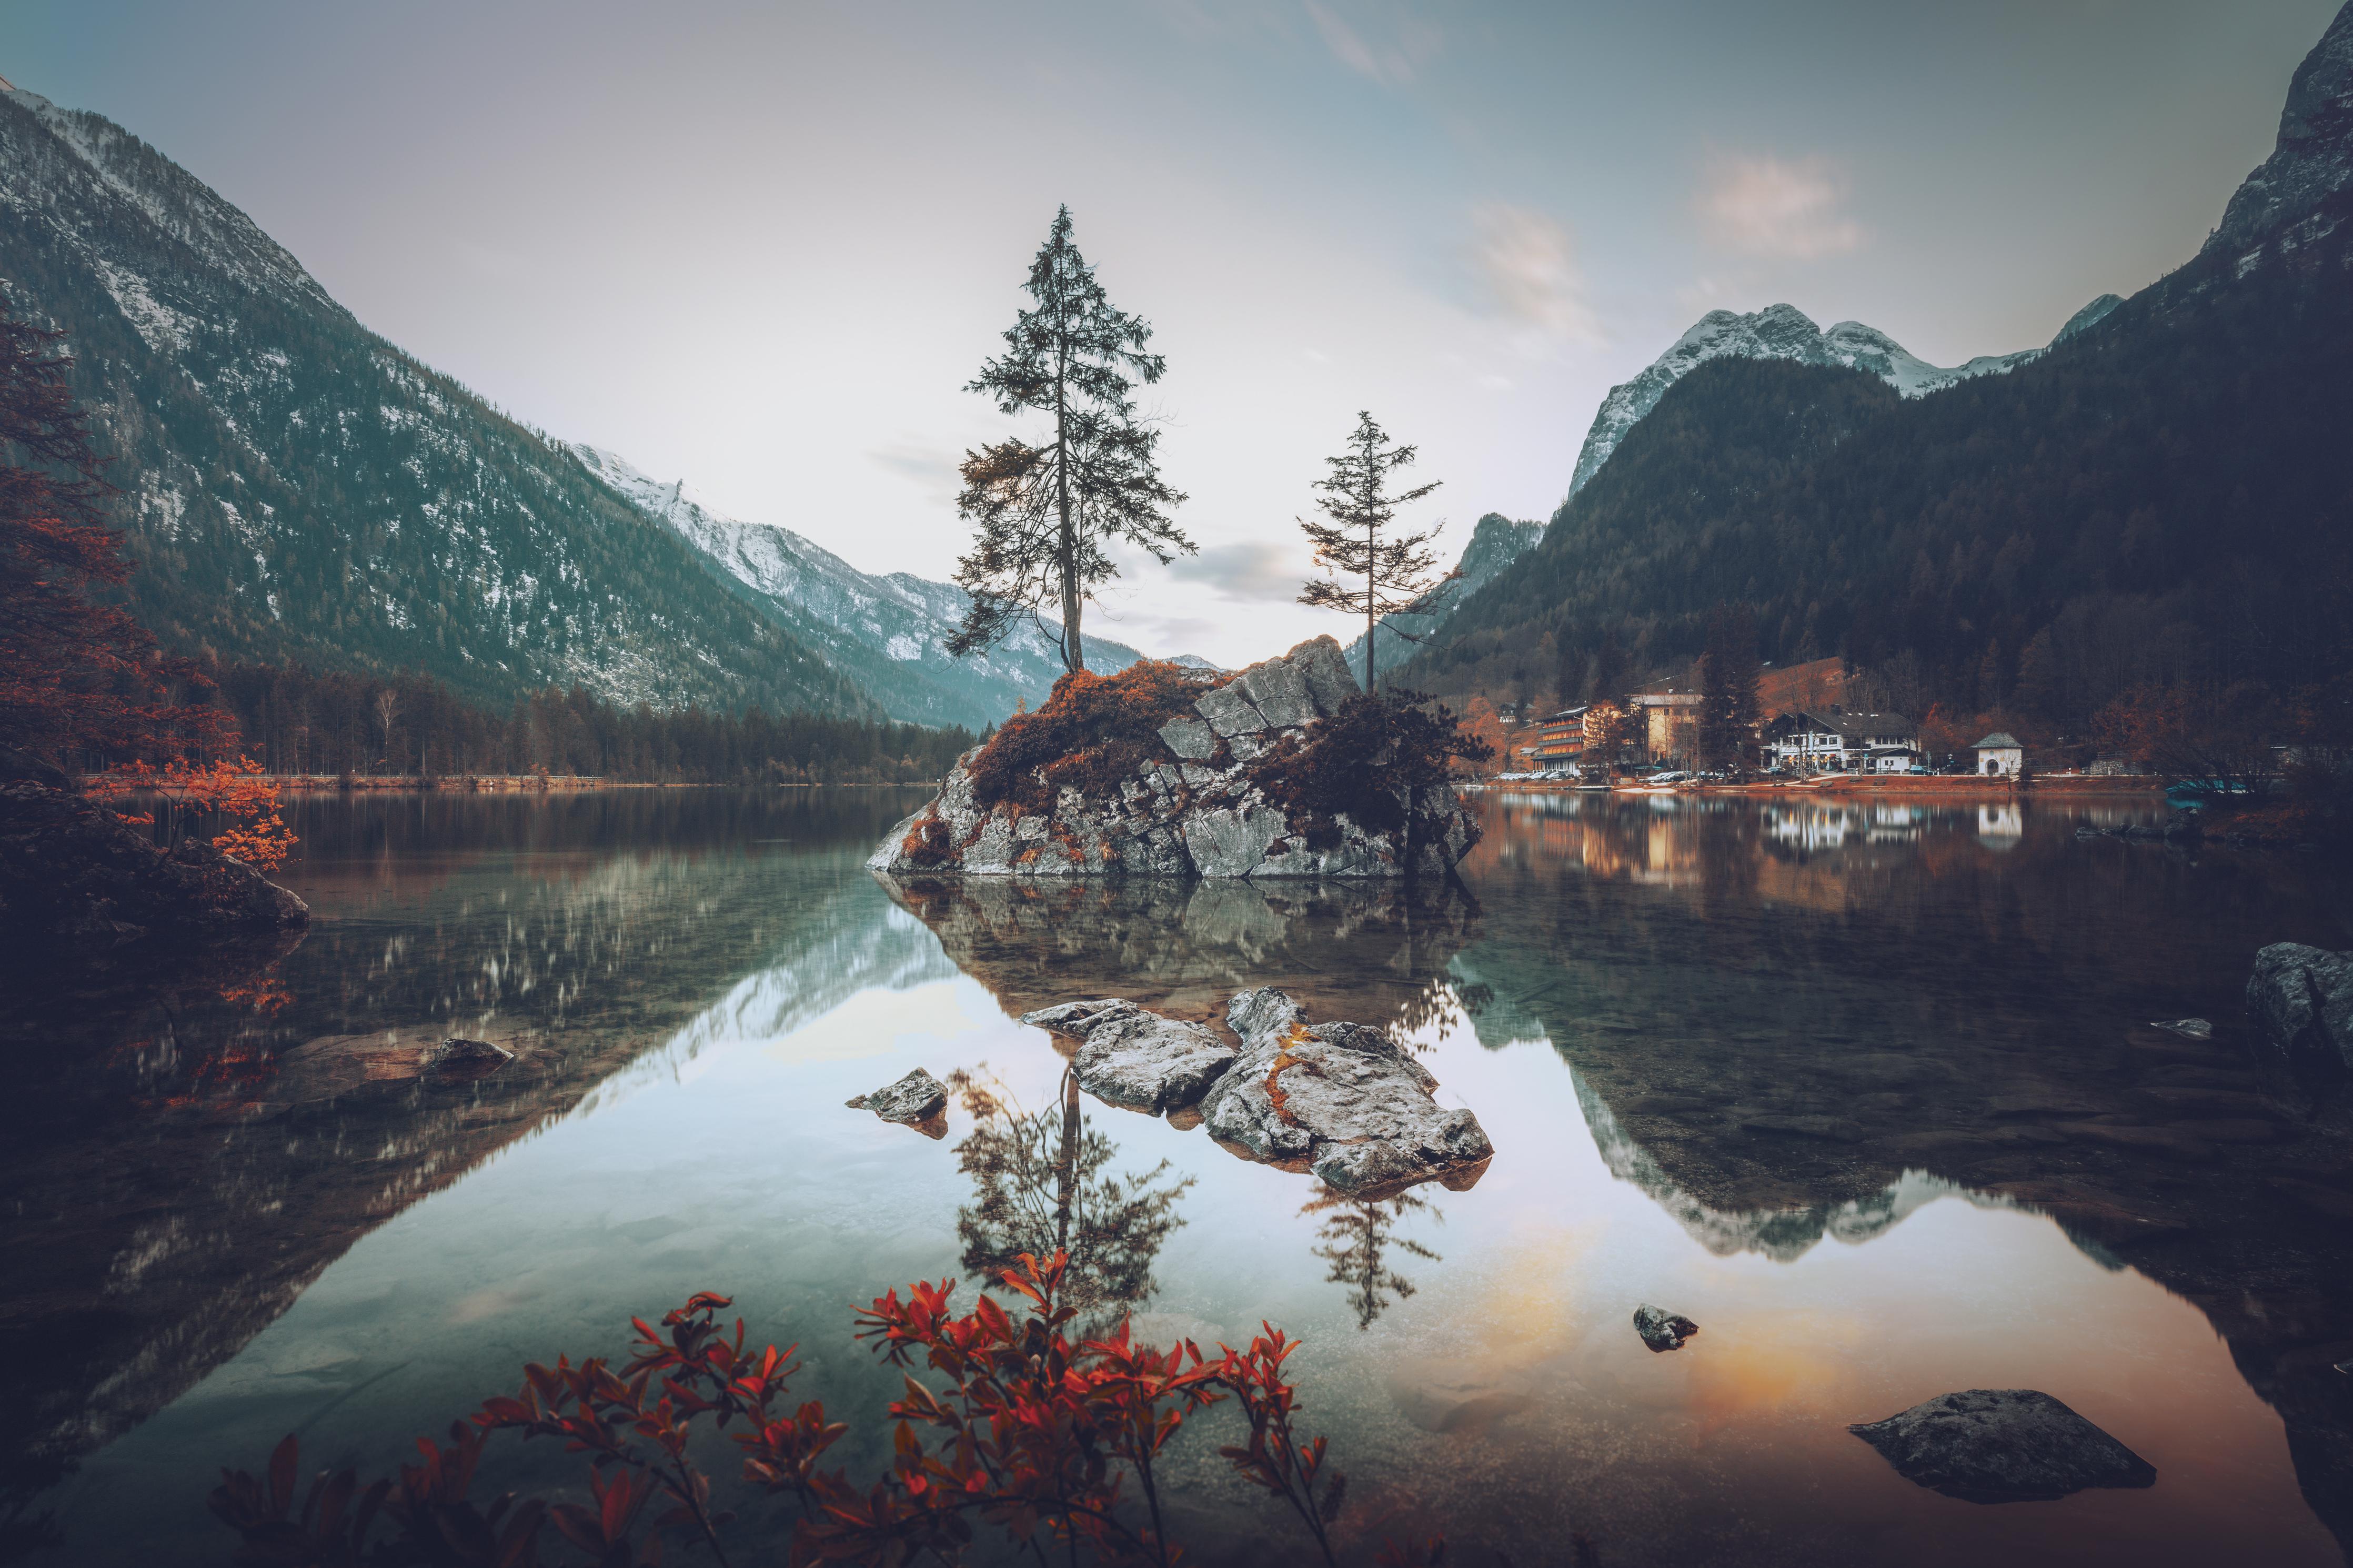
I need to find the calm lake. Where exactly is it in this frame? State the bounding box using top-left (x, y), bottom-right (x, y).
top-left (8, 787), bottom-right (2352, 1566)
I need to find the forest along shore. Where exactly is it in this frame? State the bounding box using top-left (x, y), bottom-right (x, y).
top-left (73, 775), bottom-right (949, 793)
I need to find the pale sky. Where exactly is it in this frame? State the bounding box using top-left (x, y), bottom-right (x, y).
top-left (10, 0), bottom-right (2339, 666)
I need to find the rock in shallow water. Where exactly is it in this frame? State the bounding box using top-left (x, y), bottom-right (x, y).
top-left (1021, 988), bottom-right (1492, 1198)
top-left (2247, 942), bottom-right (2353, 1071)
top-left (1847, 1389), bottom-right (2157, 1503)
top-left (1632, 1303), bottom-right (1699, 1352)
top-left (433, 1037), bottom-right (514, 1074)
top-left (847, 1068), bottom-right (949, 1129)
top-left (1201, 988), bottom-right (1494, 1197)
top-left (1022, 999), bottom-right (1238, 1114)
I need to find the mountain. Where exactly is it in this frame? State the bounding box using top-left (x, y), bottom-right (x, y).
top-left (2204, 0), bottom-right (2353, 257)
top-left (565, 446), bottom-right (1144, 730)
top-left (1340, 511), bottom-right (1544, 684)
top-left (0, 86), bottom-right (867, 717)
top-left (1406, 4), bottom-right (2353, 728)
top-left (1563, 299), bottom-right (2117, 498)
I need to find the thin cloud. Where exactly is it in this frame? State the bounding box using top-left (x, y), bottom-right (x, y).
top-left (1167, 539), bottom-right (1303, 602)
top-left (868, 440), bottom-right (963, 504)
top-left (1695, 153), bottom-right (1865, 259)
top-left (1470, 203), bottom-right (1602, 348)
top-left (1302, 0), bottom-right (1441, 88)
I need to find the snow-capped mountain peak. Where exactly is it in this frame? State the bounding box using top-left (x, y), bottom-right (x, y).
top-left (1565, 301), bottom-right (2100, 498)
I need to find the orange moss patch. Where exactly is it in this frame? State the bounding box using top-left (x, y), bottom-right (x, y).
top-left (967, 661), bottom-right (1225, 812)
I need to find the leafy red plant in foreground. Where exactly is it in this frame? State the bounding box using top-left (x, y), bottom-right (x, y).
top-left (209, 1252), bottom-right (1439, 1566)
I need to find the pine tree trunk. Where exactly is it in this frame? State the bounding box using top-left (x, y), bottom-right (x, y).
top-left (1055, 340), bottom-right (1083, 675)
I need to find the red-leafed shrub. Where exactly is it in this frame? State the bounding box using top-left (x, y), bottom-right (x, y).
top-left (207, 1252), bottom-right (1442, 1567)
top-left (1251, 691), bottom-right (1491, 850)
top-left (967, 661), bottom-right (1224, 812)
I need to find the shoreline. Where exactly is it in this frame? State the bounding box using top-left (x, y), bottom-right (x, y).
top-left (1471, 773), bottom-right (2167, 799)
top-left (76, 775), bottom-right (946, 793)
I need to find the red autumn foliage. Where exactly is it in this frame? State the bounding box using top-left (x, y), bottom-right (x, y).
top-left (0, 297), bottom-right (230, 767)
top-left (209, 1251), bottom-right (1441, 1566)
top-left (1248, 691), bottom-right (1491, 849)
top-left (967, 661), bottom-right (1224, 812)
top-left (86, 755), bottom-right (298, 871)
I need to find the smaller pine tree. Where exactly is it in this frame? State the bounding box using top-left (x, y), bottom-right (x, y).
top-left (1297, 412), bottom-right (1446, 693)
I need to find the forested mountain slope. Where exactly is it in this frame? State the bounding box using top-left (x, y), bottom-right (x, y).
top-left (1341, 511), bottom-right (1544, 684)
top-left (1411, 2), bottom-right (2353, 727)
top-left (0, 86), bottom-right (869, 717)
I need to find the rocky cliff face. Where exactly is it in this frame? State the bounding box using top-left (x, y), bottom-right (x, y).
top-left (867, 637), bottom-right (1480, 880)
top-left (2205, 0), bottom-right (2353, 259)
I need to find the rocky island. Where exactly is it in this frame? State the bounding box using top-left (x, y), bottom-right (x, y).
top-left (868, 638), bottom-right (1483, 880)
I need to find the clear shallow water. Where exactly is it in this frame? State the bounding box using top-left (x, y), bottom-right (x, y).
top-left (7, 787), bottom-right (2352, 1566)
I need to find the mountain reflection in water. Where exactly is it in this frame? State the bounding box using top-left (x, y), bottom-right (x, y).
top-left (5, 787), bottom-right (2349, 1567)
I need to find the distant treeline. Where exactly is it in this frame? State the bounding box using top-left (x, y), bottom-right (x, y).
top-left (185, 661), bottom-right (975, 783)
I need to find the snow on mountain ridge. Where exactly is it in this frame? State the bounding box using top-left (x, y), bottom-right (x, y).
top-left (1564, 302), bottom-right (2095, 498)
top-left (564, 443), bottom-right (1150, 730)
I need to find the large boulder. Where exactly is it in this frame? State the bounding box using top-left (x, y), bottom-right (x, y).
top-left (867, 636), bottom-right (1479, 880)
top-left (2247, 942), bottom-right (2353, 1071)
top-left (0, 780), bottom-right (308, 950)
top-left (1848, 1389), bottom-right (2157, 1503)
top-left (1199, 987), bottom-right (1494, 1197)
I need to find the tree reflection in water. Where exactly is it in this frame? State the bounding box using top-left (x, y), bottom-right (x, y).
top-left (1302, 1182), bottom-right (1442, 1330)
top-left (946, 1067), bottom-right (1193, 1335)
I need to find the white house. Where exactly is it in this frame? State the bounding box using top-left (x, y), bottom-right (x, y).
top-left (1970, 732), bottom-right (2026, 776)
top-left (1763, 711), bottom-right (1921, 772)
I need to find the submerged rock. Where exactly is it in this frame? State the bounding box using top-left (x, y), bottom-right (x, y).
top-left (1632, 1303), bottom-right (1699, 1352)
top-left (1200, 987), bottom-right (1494, 1197)
top-left (1848, 1389), bottom-right (2157, 1503)
top-left (0, 776), bottom-right (308, 950)
top-left (432, 1037), bottom-right (514, 1074)
top-left (847, 1068), bottom-right (949, 1129)
top-left (2148, 1018), bottom-right (2213, 1040)
top-left (1022, 999), bottom-right (1238, 1115)
top-left (2248, 942), bottom-right (2353, 1071)
top-left (866, 637), bottom-right (1479, 881)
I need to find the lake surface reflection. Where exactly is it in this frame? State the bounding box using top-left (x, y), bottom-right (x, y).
top-left (7, 787), bottom-right (2351, 1566)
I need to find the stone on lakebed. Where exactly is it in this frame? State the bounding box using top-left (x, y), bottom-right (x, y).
top-left (1848, 1389), bottom-right (2156, 1503)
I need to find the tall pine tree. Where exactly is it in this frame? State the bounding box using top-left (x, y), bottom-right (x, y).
top-left (946, 208), bottom-right (1190, 675)
top-left (1298, 411), bottom-right (1445, 693)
